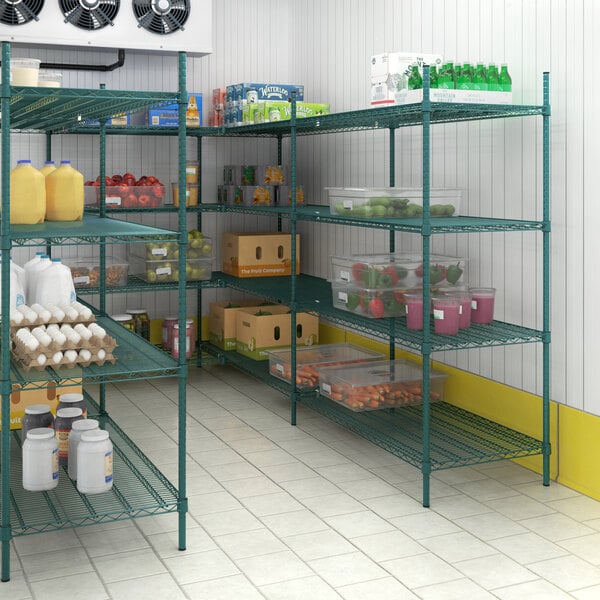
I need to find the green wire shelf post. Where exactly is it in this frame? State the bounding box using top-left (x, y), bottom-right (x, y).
top-left (421, 65), bottom-right (433, 508)
top-left (177, 51), bottom-right (188, 551)
top-left (1, 41), bottom-right (12, 583)
top-left (290, 92), bottom-right (299, 426)
top-left (542, 71), bottom-right (551, 486)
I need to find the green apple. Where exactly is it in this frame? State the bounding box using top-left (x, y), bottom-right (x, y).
top-left (146, 270), bottom-right (157, 282)
top-left (201, 243), bottom-right (212, 256)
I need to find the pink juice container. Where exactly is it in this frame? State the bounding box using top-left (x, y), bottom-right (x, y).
top-left (432, 296), bottom-right (460, 335)
top-left (404, 292), bottom-right (424, 330)
top-left (469, 287), bottom-right (496, 324)
top-left (444, 290), bottom-right (472, 328)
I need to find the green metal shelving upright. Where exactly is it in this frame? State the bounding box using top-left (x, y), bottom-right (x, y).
top-left (192, 70), bottom-right (551, 509)
top-left (0, 44), bottom-right (190, 582)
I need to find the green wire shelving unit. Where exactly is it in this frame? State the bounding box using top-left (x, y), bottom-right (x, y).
top-left (0, 44), bottom-right (191, 582)
top-left (190, 70), bottom-right (551, 509)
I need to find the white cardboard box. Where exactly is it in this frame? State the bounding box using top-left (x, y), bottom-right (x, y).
top-left (394, 88), bottom-right (513, 105)
top-left (370, 52), bottom-right (443, 106)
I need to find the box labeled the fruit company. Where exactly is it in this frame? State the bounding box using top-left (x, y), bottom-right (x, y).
top-left (209, 300), bottom-right (266, 351)
top-left (235, 306), bottom-right (319, 361)
top-left (221, 232), bottom-right (300, 278)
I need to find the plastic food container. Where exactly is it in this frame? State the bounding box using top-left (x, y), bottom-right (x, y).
top-left (171, 182), bottom-right (199, 206)
top-left (231, 185), bottom-right (275, 206)
top-left (277, 185), bottom-right (305, 205)
top-left (330, 253), bottom-right (467, 289)
top-left (327, 187), bottom-right (462, 218)
top-left (258, 165), bottom-right (287, 185)
top-left (84, 185), bottom-right (165, 209)
top-left (10, 58), bottom-right (41, 86)
top-left (319, 359), bottom-right (448, 412)
top-left (331, 281), bottom-right (411, 318)
top-left (143, 237), bottom-right (212, 260)
top-left (63, 256), bottom-right (128, 287)
top-left (469, 287), bottom-right (496, 324)
top-left (37, 71), bottom-right (62, 88)
top-left (139, 257), bottom-right (212, 282)
top-left (185, 161), bottom-right (200, 183)
top-left (267, 343), bottom-right (385, 389)
top-left (217, 184), bottom-right (236, 205)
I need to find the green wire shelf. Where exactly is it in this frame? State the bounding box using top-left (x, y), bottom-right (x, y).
top-left (9, 315), bottom-right (179, 390)
top-left (180, 102), bottom-right (545, 138)
top-left (74, 274), bottom-right (224, 295)
top-left (201, 204), bottom-right (545, 233)
top-left (1, 396), bottom-right (178, 537)
top-left (8, 215), bottom-right (177, 247)
top-left (301, 396), bottom-right (544, 471)
top-left (216, 272), bottom-right (544, 351)
top-left (201, 342), bottom-right (317, 398)
top-left (7, 87), bottom-right (178, 133)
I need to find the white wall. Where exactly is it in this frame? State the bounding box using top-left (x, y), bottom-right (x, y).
top-left (8, 1), bottom-right (593, 413)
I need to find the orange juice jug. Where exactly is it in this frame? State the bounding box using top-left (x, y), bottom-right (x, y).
top-left (45, 160), bottom-right (84, 221)
top-left (39, 160), bottom-right (56, 177)
top-left (10, 159), bottom-right (46, 224)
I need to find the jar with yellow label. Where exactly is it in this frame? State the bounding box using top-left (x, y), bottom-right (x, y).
top-left (126, 309), bottom-right (150, 340)
top-left (111, 314), bottom-right (134, 332)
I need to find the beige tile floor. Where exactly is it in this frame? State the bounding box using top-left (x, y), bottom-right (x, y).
top-left (3, 365), bottom-right (600, 599)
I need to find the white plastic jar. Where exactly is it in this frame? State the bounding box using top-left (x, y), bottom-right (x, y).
top-left (22, 427), bottom-right (59, 491)
top-left (77, 429), bottom-right (113, 494)
top-left (68, 419), bottom-right (99, 480)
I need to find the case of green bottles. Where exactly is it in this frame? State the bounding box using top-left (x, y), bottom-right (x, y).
top-left (327, 187), bottom-right (462, 218)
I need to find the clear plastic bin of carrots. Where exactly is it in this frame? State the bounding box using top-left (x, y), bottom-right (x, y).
top-left (266, 343), bottom-right (385, 389)
top-left (318, 359), bottom-right (448, 412)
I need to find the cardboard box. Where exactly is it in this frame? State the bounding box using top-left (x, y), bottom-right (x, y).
top-left (235, 306), bottom-right (319, 360)
top-left (370, 52), bottom-right (443, 106)
top-left (221, 232), bottom-right (300, 278)
top-left (146, 92), bottom-right (203, 127)
top-left (208, 300), bottom-right (268, 350)
top-left (1, 382), bottom-right (83, 430)
top-left (394, 88), bottom-right (513, 105)
top-left (227, 83), bottom-right (304, 104)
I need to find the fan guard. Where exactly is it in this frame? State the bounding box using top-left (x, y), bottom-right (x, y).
top-left (0, 0), bottom-right (44, 25)
top-left (59, 0), bottom-right (119, 31)
top-left (134, 0), bottom-right (189, 35)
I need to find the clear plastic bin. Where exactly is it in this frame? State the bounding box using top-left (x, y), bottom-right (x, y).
top-left (319, 359), bottom-right (448, 411)
top-left (84, 185), bottom-right (165, 209)
top-left (331, 281), bottom-right (412, 318)
top-left (330, 253), bottom-right (467, 289)
top-left (64, 256), bottom-right (128, 288)
top-left (137, 257), bottom-right (212, 282)
top-left (327, 187), bottom-right (462, 218)
top-left (171, 182), bottom-right (199, 206)
top-left (142, 237), bottom-right (213, 261)
top-left (267, 343), bottom-right (385, 389)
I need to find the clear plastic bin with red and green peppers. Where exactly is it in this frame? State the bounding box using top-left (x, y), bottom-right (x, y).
top-left (330, 253), bottom-right (467, 318)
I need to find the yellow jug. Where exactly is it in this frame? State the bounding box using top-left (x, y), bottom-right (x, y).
top-left (45, 160), bottom-right (84, 221)
top-left (10, 160), bottom-right (45, 224)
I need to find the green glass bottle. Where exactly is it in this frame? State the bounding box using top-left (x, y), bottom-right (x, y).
top-left (473, 63), bottom-right (488, 91)
top-left (408, 65), bottom-right (423, 90)
top-left (457, 62), bottom-right (474, 90)
top-left (428, 65), bottom-right (439, 88)
top-left (438, 62), bottom-right (455, 89)
top-left (498, 63), bottom-right (512, 92)
top-left (487, 64), bottom-right (501, 91)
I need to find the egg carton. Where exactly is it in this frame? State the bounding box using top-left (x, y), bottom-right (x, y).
top-left (13, 350), bottom-right (117, 372)
top-left (11, 333), bottom-right (117, 358)
top-left (9, 314), bottom-right (96, 328)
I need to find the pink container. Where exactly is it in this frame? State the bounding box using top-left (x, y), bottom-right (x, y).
top-left (161, 315), bottom-right (178, 351)
top-left (404, 292), bottom-right (424, 330)
top-left (172, 320), bottom-right (197, 360)
top-left (470, 288), bottom-right (496, 324)
top-left (432, 296), bottom-right (460, 335)
top-left (445, 290), bottom-right (472, 328)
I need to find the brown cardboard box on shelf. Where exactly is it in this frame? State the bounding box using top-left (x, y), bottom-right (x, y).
top-left (208, 300), bottom-right (270, 350)
top-left (1, 381), bottom-right (83, 430)
top-left (235, 306), bottom-right (319, 360)
top-left (221, 232), bottom-right (300, 278)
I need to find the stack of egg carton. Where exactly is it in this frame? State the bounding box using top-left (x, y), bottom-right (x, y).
top-left (10, 302), bottom-right (117, 370)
